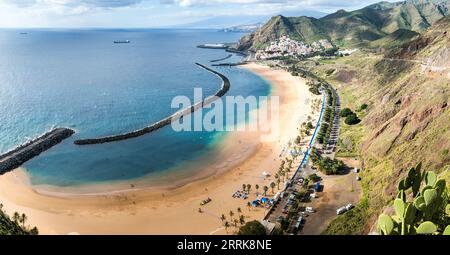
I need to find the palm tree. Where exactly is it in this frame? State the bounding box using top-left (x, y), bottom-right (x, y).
top-left (246, 184), bottom-right (251, 194)
top-left (255, 184), bottom-right (259, 195)
top-left (12, 212), bottom-right (20, 223)
top-left (278, 166), bottom-right (284, 173)
top-left (233, 218), bottom-right (239, 227)
top-left (220, 214), bottom-right (226, 223)
top-left (229, 210), bottom-right (234, 221)
top-left (280, 170), bottom-right (285, 182)
top-left (239, 215), bottom-right (245, 226)
top-left (276, 177), bottom-right (281, 190)
top-left (247, 201), bottom-right (251, 211)
top-left (30, 227), bottom-right (38, 235)
top-left (198, 208), bottom-right (202, 213)
top-left (242, 184), bottom-right (246, 192)
top-left (224, 221), bottom-right (230, 233)
top-left (270, 182), bottom-right (276, 194)
top-left (237, 207), bottom-right (242, 218)
top-left (285, 167), bottom-right (291, 179)
top-left (263, 186), bottom-right (269, 196)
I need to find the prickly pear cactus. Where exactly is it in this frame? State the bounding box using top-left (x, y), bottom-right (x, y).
top-left (377, 214), bottom-right (394, 235)
top-left (376, 164), bottom-right (450, 235)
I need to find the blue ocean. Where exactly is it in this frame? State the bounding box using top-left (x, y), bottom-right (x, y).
top-left (0, 29), bottom-right (270, 187)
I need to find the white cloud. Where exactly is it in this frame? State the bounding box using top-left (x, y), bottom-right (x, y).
top-left (0, 0), bottom-right (399, 27)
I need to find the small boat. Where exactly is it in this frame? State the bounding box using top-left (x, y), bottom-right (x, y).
top-left (114, 40), bottom-right (130, 44)
top-left (20, 32), bottom-right (28, 35)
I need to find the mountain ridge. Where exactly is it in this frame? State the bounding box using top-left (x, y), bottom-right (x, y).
top-left (237, 0), bottom-right (450, 51)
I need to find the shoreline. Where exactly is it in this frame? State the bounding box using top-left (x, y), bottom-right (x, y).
top-left (0, 63), bottom-right (321, 234)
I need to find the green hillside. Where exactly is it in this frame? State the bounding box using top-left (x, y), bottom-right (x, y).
top-left (237, 0), bottom-right (450, 51)
top-left (305, 16), bottom-right (450, 234)
top-left (367, 28), bottom-right (421, 50)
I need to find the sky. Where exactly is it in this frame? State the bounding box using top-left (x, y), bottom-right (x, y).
top-left (0, 0), bottom-right (400, 28)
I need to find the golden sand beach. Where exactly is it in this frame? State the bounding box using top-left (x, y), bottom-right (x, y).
top-left (0, 63), bottom-right (321, 234)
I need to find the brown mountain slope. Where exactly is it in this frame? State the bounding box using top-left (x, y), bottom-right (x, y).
top-left (307, 16), bottom-right (449, 234)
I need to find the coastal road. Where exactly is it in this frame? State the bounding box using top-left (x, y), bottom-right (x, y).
top-left (265, 92), bottom-right (327, 225)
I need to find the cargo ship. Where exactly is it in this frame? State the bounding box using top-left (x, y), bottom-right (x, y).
top-left (114, 40), bottom-right (131, 44)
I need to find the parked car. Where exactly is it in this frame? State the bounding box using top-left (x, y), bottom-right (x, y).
top-left (305, 207), bottom-right (315, 213)
top-left (282, 205), bottom-right (289, 214)
top-left (336, 207), bottom-right (347, 215)
top-left (293, 216), bottom-right (304, 231)
top-left (345, 203), bottom-right (354, 210)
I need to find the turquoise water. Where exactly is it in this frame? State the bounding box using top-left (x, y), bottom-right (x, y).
top-left (0, 29), bottom-right (270, 187)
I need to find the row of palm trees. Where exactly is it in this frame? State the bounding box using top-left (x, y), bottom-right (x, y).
top-left (12, 212), bottom-right (28, 229)
top-left (0, 202), bottom-right (38, 234)
top-left (239, 157), bottom-right (295, 200)
top-left (1, 203), bottom-right (27, 228)
top-left (220, 120), bottom-right (310, 234)
top-left (220, 207), bottom-right (246, 233)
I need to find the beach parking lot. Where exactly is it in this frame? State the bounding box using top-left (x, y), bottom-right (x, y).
top-left (300, 158), bottom-right (362, 235)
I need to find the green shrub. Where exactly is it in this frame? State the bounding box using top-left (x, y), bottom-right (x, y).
top-left (317, 157), bottom-right (345, 175)
top-left (238, 220), bottom-right (267, 235)
top-left (324, 107), bottom-right (332, 123)
top-left (340, 108), bottom-right (353, 117)
top-left (308, 173), bottom-right (322, 182)
top-left (309, 87), bottom-right (320, 95)
top-left (345, 113), bottom-right (361, 125)
top-left (359, 103), bottom-right (368, 111)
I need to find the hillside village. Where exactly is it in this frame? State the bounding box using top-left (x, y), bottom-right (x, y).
top-left (255, 36), bottom-right (336, 60)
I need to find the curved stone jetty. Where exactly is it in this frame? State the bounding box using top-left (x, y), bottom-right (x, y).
top-left (74, 63), bottom-right (231, 145)
top-left (0, 128), bottom-right (75, 175)
top-left (210, 54), bottom-right (233, 63)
